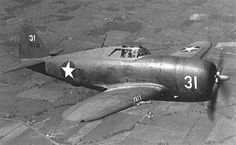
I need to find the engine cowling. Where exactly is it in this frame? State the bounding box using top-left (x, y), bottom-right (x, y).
top-left (159, 56), bottom-right (217, 102)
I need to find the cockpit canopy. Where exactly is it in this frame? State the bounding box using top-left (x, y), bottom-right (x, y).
top-left (108, 45), bottom-right (151, 58)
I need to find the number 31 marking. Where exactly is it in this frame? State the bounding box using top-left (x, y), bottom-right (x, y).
top-left (184, 76), bottom-right (198, 89)
top-left (29, 35), bottom-right (35, 41)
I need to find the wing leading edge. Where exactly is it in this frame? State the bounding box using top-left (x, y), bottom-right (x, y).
top-left (62, 83), bottom-right (164, 122)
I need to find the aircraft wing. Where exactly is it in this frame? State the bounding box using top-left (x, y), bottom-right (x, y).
top-left (62, 83), bottom-right (164, 122)
top-left (171, 41), bottom-right (212, 59)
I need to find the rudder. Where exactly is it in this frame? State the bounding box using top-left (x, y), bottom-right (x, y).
top-left (19, 24), bottom-right (49, 59)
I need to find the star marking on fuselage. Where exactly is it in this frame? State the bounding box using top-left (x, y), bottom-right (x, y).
top-left (61, 61), bottom-right (75, 78)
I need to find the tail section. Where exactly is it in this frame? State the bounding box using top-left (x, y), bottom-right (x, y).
top-left (19, 24), bottom-right (49, 59)
top-left (1, 24), bottom-right (50, 75)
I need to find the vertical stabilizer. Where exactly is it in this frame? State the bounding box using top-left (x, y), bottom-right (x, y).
top-left (19, 24), bottom-right (49, 59)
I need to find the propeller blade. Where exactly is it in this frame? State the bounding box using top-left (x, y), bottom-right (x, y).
top-left (217, 48), bottom-right (224, 72)
top-left (207, 47), bottom-right (230, 121)
top-left (219, 81), bottom-right (230, 104)
top-left (207, 83), bottom-right (219, 121)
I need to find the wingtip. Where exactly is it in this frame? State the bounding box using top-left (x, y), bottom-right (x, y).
top-left (62, 107), bottom-right (101, 122)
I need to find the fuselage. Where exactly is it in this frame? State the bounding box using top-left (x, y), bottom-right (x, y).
top-left (42, 47), bottom-right (217, 102)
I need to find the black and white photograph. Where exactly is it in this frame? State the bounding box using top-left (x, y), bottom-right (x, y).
top-left (0, 0), bottom-right (236, 145)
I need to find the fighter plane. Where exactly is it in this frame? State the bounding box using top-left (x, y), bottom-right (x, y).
top-left (1, 24), bottom-right (230, 122)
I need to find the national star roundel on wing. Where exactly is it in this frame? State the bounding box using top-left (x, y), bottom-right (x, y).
top-left (61, 61), bottom-right (76, 79)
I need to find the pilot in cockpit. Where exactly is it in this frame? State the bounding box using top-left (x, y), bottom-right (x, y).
top-left (121, 49), bottom-right (132, 58)
top-left (108, 45), bottom-right (151, 58)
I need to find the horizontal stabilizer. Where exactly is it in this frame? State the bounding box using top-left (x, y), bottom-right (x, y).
top-left (49, 48), bottom-right (64, 56)
top-left (0, 59), bottom-right (45, 74)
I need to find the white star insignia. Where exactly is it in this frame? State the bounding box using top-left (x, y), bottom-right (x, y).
top-left (61, 61), bottom-right (75, 78)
